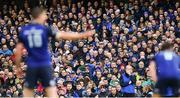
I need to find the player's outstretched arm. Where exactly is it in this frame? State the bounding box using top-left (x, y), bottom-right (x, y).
top-left (55, 30), bottom-right (95, 41)
top-left (149, 61), bottom-right (157, 82)
top-left (15, 43), bottom-right (24, 78)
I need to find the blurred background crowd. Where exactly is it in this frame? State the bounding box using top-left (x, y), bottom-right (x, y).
top-left (0, 0), bottom-right (179, 97)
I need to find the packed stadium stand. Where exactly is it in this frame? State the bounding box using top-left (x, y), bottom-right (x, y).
top-left (0, 0), bottom-right (179, 97)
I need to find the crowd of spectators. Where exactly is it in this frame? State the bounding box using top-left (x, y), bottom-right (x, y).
top-left (0, 0), bottom-right (179, 97)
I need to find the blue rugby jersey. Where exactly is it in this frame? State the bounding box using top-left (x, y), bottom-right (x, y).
top-left (18, 23), bottom-right (56, 67)
top-left (155, 51), bottom-right (180, 80)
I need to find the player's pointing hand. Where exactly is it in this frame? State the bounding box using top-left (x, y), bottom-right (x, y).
top-left (82, 29), bottom-right (95, 38)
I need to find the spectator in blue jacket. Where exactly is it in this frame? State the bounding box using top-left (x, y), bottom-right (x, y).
top-left (0, 45), bottom-right (13, 56)
top-left (65, 82), bottom-right (79, 98)
top-left (120, 65), bottom-right (136, 97)
top-left (74, 82), bottom-right (84, 97)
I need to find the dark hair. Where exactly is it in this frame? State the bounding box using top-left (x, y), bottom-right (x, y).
top-left (161, 42), bottom-right (173, 51)
top-left (31, 7), bottom-right (45, 19)
top-left (66, 81), bottom-right (72, 85)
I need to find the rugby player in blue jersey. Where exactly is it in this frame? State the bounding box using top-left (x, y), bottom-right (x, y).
top-left (15, 7), bottom-right (95, 97)
top-left (149, 42), bottom-right (180, 97)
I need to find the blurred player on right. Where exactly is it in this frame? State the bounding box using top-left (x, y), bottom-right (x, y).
top-left (149, 42), bottom-right (180, 97)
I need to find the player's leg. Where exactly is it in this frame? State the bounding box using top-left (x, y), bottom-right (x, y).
top-left (170, 79), bottom-right (180, 97)
top-left (23, 87), bottom-right (34, 97)
top-left (38, 66), bottom-right (58, 97)
top-left (45, 86), bottom-right (58, 97)
top-left (154, 79), bottom-right (167, 97)
top-left (24, 67), bottom-right (38, 97)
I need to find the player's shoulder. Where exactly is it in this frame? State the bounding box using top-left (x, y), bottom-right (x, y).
top-left (18, 24), bottom-right (28, 36)
top-left (157, 51), bottom-right (178, 59)
top-left (154, 52), bottom-right (163, 60)
top-left (172, 52), bottom-right (179, 58)
top-left (154, 52), bottom-right (160, 58)
top-left (20, 24), bottom-right (47, 36)
top-left (20, 24), bottom-right (28, 31)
